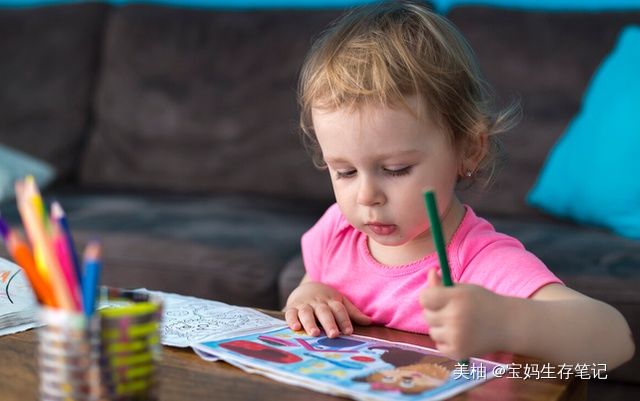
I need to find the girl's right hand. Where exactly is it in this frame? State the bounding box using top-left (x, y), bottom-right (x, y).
top-left (284, 282), bottom-right (372, 338)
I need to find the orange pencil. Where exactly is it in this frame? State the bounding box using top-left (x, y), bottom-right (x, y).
top-left (7, 232), bottom-right (56, 306)
top-left (0, 215), bottom-right (55, 306)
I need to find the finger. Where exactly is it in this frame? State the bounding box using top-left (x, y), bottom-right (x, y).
top-left (428, 268), bottom-right (442, 288)
top-left (327, 300), bottom-right (353, 335)
top-left (434, 341), bottom-right (451, 356)
top-left (429, 327), bottom-right (464, 360)
top-left (314, 303), bottom-right (340, 338)
top-left (343, 298), bottom-right (372, 326)
top-left (284, 307), bottom-right (302, 331)
top-left (423, 309), bottom-right (443, 328)
top-left (297, 304), bottom-right (321, 336)
top-left (428, 326), bottom-right (448, 346)
top-left (419, 286), bottom-right (449, 311)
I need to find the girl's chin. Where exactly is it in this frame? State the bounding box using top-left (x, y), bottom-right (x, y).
top-left (367, 232), bottom-right (407, 247)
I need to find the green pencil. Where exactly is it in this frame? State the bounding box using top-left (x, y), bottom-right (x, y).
top-left (423, 190), bottom-right (453, 286)
top-left (423, 189), bottom-right (469, 366)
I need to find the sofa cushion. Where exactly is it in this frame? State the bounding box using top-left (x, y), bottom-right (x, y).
top-left (448, 7), bottom-right (640, 217)
top-left (81, 5), bottom-right (340, 202)
top-left (278, 254), bottom-right (305, 308)
top-left (527, 26), bottom-right (640, 239)
top-left (0, 3), bottom-right (107, 181)
top-left (0, 192), bottom-right (325, 309)
top-left (0, 144), bottom-right (55, 203)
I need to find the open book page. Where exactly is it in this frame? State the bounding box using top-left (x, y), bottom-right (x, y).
top-left (193, 327), bottom-right (508, 401)
top-left (132, 289), bottom-right (286, 347)
top-left (0, 257), bottom-right (41, 336)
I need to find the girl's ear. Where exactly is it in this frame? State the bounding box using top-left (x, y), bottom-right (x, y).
top-left (459, 132), bottom-right (488, 176)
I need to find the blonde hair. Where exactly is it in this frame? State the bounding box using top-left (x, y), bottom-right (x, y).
top-left (298, 0), bottom-right (518, 186)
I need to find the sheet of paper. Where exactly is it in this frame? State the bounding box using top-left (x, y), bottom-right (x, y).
top-left (0, 257), bottom-right (42, 336)
top-left (134, 289), bottom-right (286, 347)
top-left (194, 327), bottom-right (508, 401)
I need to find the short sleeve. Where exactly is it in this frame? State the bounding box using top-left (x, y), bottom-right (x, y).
top-left (459, 238), bottom-right (563, 299)
top-left (301, 203), bottom-right (343, 282)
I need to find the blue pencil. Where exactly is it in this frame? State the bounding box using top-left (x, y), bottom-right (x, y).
top-left (82, 241), bottom-right (102, 318)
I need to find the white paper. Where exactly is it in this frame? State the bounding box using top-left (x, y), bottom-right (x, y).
top-left (134, 289), bottom-right (286, 347)
top-left (0, 257), bottom-right (42, 336)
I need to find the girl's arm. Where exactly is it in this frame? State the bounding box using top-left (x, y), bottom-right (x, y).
top-left (421, 270), bottom-right (635, 369)
top-left (506, 283), bottom-right (635, 368)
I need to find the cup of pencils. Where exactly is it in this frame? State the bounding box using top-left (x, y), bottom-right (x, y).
top-left (0, 176), bottom-right (161, 400)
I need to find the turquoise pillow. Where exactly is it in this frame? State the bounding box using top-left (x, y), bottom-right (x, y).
top-left (435, 0), bottom-right (640, 13)
top-left (527, 26), bottom-right (640, 239)
top-left (0, 145), bottom-right (55, 203)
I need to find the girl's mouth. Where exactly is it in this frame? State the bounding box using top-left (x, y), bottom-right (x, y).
top-left (366, 223), bottom-right (397, 236)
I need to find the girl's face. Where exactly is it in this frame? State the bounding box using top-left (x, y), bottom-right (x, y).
top-left (312, 97), bottom-right (464, 264)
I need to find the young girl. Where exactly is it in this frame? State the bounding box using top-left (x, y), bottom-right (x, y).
top-left (284, 0), bottom-right (634, 368)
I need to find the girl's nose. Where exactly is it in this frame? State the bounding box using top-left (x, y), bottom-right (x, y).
top-left (356, 176), bottom-right (386, 206)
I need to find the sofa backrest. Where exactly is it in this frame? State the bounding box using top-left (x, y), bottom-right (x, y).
top-left (79, 5), bottom-right (342, 202)
top-left (4, 4), bottom-right (639, 212)
top-left (450, 7), bottom-right (640, 217)
top-left (0, 3), bottom-right (108, 181)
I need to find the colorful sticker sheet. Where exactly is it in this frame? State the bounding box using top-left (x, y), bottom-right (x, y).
top-left (194, 327), bottom-right (508, 401)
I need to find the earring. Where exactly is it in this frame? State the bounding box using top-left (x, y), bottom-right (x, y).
top-left (465, 170), bottom-right (473, 177)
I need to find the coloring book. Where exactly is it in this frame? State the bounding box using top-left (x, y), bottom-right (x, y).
top-left (134, 289), bottom-right (286, 347)
top-left (193, 327), bottom-right (507, 401)
top-left (0, 257), bottom-right (41, 336)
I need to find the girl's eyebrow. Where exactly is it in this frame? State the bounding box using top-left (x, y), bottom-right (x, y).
top-left (325, 150), bottom-right (420, 164)
top-left (375, 150), bottom-right (421, 159)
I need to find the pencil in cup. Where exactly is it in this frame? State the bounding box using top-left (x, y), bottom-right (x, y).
top-left (0, 216), bottom-right (55, 306)
top-left (423, 190), bottom-right (469, 365)
top-left (82, 241), bottom-right (102, 318)
top-left (51, 201), bottom-right (83, 285)
top-left (15, 178), bottom-right (75, 310)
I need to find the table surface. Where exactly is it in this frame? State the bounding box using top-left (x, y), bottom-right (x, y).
top-left (1, 317), bottom-right (586, 401)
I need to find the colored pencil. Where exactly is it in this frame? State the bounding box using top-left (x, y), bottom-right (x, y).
top-left (82, 241), bottom-right (102, 317)
top-left (423, 190), bottom-right (453, 286)
top-left (0, 215), bottom-right (8, 239)
top-left (423, 190), bottom-right (468, 365)
top-left (16, 179), bottom-right (74, 309)
top-left (0, 215), bottom-right (55, 305)
top-left (51, 221), bottom-right (83, 311)
top-left (51, 201), bottom-right (82, 284)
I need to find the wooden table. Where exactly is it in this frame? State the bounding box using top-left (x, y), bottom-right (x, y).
top-left (1, 322), bottom-right (586, 401)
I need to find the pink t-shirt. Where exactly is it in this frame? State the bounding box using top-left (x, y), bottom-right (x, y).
top-left (302, 203), bottom-right (562, 334)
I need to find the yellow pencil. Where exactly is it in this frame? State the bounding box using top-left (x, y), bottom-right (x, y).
top-left (15, 179), bottom-right (74, 310)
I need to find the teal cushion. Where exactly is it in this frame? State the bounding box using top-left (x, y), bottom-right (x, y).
top-left (0, 145), bottom-right (55, 203)
top-left (436, 0), bottom-right (640, 13)
top-left (527, 26), bottom-right (640, 239)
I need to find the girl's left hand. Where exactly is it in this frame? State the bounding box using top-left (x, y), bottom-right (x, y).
top-left (419, 268), bottom-right (509, 360)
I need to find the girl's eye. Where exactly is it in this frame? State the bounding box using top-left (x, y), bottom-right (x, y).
top-left (384, 166), bottom-right (412, 177)
top-left (335, 170), bottom-right (356, 179)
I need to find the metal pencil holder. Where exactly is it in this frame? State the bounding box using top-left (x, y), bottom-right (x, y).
top-left (37, 287), bottom-right (163, 401)
top-left (38, 308), bottom-right (100, 401)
